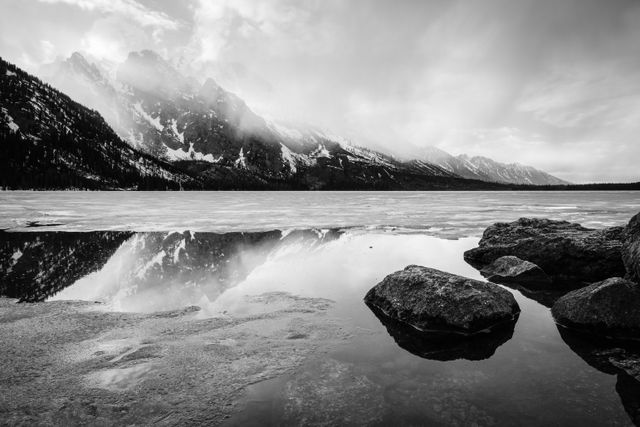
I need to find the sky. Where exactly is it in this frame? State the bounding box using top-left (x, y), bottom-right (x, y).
top-left (1, 0), bottom-right (640, 182)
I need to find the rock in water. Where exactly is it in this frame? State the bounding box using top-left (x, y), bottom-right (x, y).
top-left (551, 277), bottom-right (640, 340)
top-left (464, 218), bottom-right (625, 286)
top-left (364, 265), bottom-right (520, 334)
top-left (623, 212), bottom-right (640, 283)
top-left (367, 304), bottom-right (516, 361)
top-left (480, 255), bottom-right (551, 287)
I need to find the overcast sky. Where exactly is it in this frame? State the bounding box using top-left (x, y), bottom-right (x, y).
top-left (2, 0), bottom-right (640, 182)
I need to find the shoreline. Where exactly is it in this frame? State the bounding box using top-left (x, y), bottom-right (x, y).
top-left (0, 294), bottom-right (352, 425)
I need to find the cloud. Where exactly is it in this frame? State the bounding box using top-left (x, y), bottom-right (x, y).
top-left (78, 15), bottom-right (162, 63)
top-left (186, 0), bottom-right (313, 63)
top-left (36, 0), bottom-right (178, 29)
top-left (517, 64), bottom-right (640, 129)
top-left (2, 0), bottom-right (640, 181)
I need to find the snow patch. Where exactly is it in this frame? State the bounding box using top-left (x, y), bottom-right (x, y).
top-left (311, 144), bottom-right (330, 159)
top-left (280, 144), bottom-right (298, 173)
top-left (5, 70), bottom-right (16, 77)
top-left (133, 102), bottom-right (163, 132)
top-left (166, 143), bottom-right (217, 163)
top-left (234, 147), bottom-right (247, 169)
top-left (1, 108), bottom-right (20, 133)
top-left (170, 119), bottom-right (184, 143)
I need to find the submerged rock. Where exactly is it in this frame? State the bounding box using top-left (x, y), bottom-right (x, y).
top-left (480, 255), bottom-right (551, 288)
top-left (552, 277), bottom-right (640, 340)
top-left (364, 265), bottom-right (520, 334)
top-left (464, 218), bottom-right (626, 286)
top-left (368, 304), bottom-right (516, 361)
top-left (623, 212), bottom-right (640, 283)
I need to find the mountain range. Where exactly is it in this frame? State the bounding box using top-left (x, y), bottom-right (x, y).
top-left (1, 51), bottom-right (569, 190)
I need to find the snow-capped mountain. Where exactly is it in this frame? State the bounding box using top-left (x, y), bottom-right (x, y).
top-left (421, 146), bottom-right (569, 185)
top-left (0, 56), bottom-right (198, 190)
top-left (38, 51), bottom-right (485, 189)
top-left (39, 50), bottom-right (568, 188)
top-left (41, 51), bottom-right (329, 172)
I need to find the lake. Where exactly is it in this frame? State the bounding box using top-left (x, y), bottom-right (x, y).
top-left (1, 191), bottom-right (640, 425)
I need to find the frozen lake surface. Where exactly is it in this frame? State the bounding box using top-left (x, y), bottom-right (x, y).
top-left (1, 191), bottom-right (639, 236)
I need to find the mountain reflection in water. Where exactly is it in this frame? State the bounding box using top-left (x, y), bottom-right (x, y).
top-left (0, 229), bottom-right (342, 309)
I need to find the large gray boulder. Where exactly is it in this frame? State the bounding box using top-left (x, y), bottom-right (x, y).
top-left (364, 265), bottom-right (520, 334)
top-left (623, 212), bottom-right (640, 283)
top-left (480, 255), bottom-right (551, 288)
top-left (552, 277), bottom-right (640, 340)
top-left (464, 218), bottom-right (625, 286)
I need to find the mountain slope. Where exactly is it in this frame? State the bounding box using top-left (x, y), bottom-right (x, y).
top-left (41, 51), bottom-right (490, 190)
top-left (41, 51), bottom-right (569, 188)
top-left (421, 146), bottom-right (569, 185)
top-left (0, 57), bottom-right (200, 190)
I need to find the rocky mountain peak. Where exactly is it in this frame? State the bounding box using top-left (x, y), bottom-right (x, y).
top-left (117, 50), bottom-right (193, 98)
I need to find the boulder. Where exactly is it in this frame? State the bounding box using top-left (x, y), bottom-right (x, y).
top-left (364, 265), bottom-right (520, 334)
top-left (551, 277), bottom-right (640, 340)
top-left (623, 212), bottom-right (640, 283)
top-left (464, 218), bottom-right (625, 286)
top-left (480, 255), bottom-right (551, 288)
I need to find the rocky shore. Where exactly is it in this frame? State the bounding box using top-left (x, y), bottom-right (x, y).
top-left (461, 212), bottom-right (640, 340)
top-left (464, 217), bottom-right (627, 286)
top-left (364, 211), bottom-right (640, 424)
top-left (364, 211), bottom-right (640, 347)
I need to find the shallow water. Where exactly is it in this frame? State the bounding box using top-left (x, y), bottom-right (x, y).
top-left (1, 191), bottom-right (640, 425)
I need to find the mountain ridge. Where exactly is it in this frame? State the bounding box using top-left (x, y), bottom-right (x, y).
top-left (420, 146), bottom-right (569, 185)
top-left (0, 53), bottom-right (576, 190)
top-left (39, 50), bottom-right (568, 187)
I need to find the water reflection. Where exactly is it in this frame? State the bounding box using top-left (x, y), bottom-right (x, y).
top-left (557, 326), bottom-right (640, 425)
top-left (1, 228), bottom-right (637, 425)
top-left (490, 281), bottom-right (567, 308)
top-left (0, 230), bottom-right (133, 302)
top-left (0, 229), bottom-right (342, 310)
top-left (367, 304), bottom-right (517, 361)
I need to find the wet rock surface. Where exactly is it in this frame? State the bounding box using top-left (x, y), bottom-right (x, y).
top-left (552, 277), bottom-right (640, 340)
top-left (623, 212), bottom-right (640, 283)
top-left (464, 218), bottom-right (626, 286)
top-left (367, 304), bottom-right (516, 361)
top-left (480, 255), bottom-right (552, 288)
top-left (0, 293), bottom-right (349, 426)
top-left (364, 265), bottom-right (520, 334)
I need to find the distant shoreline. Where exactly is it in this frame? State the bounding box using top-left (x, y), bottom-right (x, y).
top-left (1, 183), bottom-right (639, 192)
